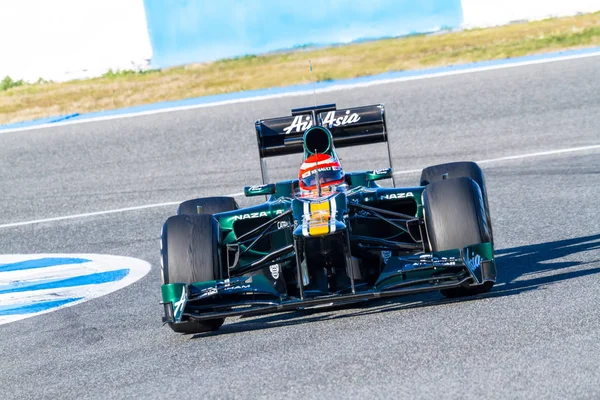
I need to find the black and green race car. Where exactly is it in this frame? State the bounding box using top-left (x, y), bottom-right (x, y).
top-left (160, 103), bottom-right (496, 334)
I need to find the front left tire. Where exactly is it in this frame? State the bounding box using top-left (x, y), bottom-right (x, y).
top-left (161, 214), bottom-right (224, 334)
top-left (177, 196), bottom-right (238, 215)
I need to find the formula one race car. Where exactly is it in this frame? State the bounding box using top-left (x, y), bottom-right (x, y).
top-left (160, 103), bottom-right (496, 334)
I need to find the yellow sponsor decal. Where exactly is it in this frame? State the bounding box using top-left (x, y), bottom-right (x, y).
top-left (308, 200), bottom-right (331, 236)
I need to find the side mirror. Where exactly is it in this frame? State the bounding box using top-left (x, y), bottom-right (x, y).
top-left (244, 183), bottom-right (276, 197)
top-left (366, 168), bottom-right (393, 182)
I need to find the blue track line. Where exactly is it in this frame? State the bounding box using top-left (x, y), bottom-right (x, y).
top-left (0, 269), bottom-right (130, 294)
top-left (0, 297), bottom-right (84, 316)
top-left (0, 257), bottom-right (90, 272)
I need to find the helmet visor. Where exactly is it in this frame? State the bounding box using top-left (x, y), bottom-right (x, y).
top-left (301, 166), bottom-right (343, 189)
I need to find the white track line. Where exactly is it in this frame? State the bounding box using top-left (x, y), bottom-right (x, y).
top-left (2, 50), bottom-right (600, 135)
top-left (392, 144), bottom-right (600, 175)
top-left (0, 201), bottom-right (180, 229)
top-left (475, 145), bottom-right (600, 164)
top-left (0, 145), bottom-right (597, 230)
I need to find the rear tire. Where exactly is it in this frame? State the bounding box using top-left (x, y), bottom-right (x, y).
top-left (178, 196), bottom-right (239, 216)
top-left (420, 161), bottom-right (493, 244)
top-left (161, 214), bottom-right (224, 334)
top-left (423, 177), bottom-right (494, 298)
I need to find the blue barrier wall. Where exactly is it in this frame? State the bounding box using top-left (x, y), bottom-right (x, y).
top-left (143, 0), bottom-right (463, 68)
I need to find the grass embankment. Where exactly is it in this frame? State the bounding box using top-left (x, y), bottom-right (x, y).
top-left (1, 12), bottom-right (599, 125)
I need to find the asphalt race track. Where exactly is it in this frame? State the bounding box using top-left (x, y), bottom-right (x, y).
top-left (1, 56), bottom-right (599, 399)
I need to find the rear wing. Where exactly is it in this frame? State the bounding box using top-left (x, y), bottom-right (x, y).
top-left (254, 103), bottom-right (394, 185)
top-left (255, 103), bottom-right (387, 158)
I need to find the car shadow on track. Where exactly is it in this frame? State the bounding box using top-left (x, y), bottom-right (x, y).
top-left (191, 233), bottom-right (600, 339)
top-left (485, 232), bottom-right (600, 298)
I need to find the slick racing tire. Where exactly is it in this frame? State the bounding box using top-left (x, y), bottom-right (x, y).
top-left (420, 161), bottom-right (493, 245)
top-left (423, 177), bottom-right (494, 298)
top-left (177, 196), bottom-right (239, 216)
top-left (161, 214), bottom-right (224, 334)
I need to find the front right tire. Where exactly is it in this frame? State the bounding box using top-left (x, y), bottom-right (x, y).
top-left (423, 177), bottom-right (494, 298)
top-left (420, 161), bottom-right (493, 244)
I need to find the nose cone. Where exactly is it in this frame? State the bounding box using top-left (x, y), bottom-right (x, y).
top-left (292, 193), bottom-right (347, 237)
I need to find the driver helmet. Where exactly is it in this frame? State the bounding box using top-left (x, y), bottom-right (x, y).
top-left (298, 153), bottom-right (345, 196)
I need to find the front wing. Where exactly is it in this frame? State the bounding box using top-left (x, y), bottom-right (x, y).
top-left (161, 242), bottom-right (495, 324)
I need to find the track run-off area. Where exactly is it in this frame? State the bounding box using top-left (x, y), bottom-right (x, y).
top-left (0, 54), bottom-right (598, 399)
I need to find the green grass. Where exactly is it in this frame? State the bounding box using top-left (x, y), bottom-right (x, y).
top-left (0, 76), bottom-right (25, 92)
top-left (1, 12), bottom-right (599, 125)
top-left (101, 69), bottom-right (160, 79)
